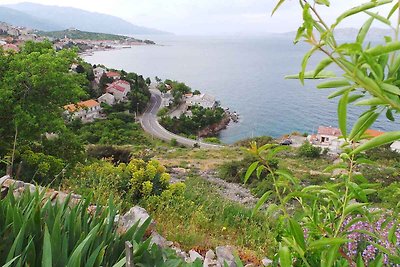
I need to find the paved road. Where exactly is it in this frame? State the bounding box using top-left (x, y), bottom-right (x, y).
top-left (139, 89), bottom-right (224, 149)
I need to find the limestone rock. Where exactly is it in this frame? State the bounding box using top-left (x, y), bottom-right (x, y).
top-left (188, 250), bottom-right (204, 263)
top-left (205, 249), bottom-right (216, 260)
top-left (150, 231), bottom-right (173, 248)
top-left (203, 258), bottom-right (221, 267)
top-left (262, 258), bottom-right (273, 266)
top-left (216, 246), bottom-right (236, 267)
top-left (118, 206), bottom-right (155, 233)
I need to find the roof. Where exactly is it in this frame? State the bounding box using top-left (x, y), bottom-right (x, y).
top-left (365, 129), bottom-right (385, 138)
top-left (317, 126), bottom-right (341, 137)
top-left (106, 71), bottom-right (120, 78)
top-left (1, 44), bottom-right (19, 52)
top-left (107, 80), bottom-right (130, 93)
top-left (117, 80), bottom-right (130, 85)
top-left (64, 99), bottom-right (100, 112)
top-left (99, 93), bottom-right (115, 100)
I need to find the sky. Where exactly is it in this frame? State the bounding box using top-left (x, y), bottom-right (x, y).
top-left (0, 0), bottom-right (394, 35)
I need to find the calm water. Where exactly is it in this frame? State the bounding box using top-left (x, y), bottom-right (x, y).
top-left (83, 35), bottom-right (399, 143)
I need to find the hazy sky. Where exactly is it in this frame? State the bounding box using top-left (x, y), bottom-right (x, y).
top-left (1, 0), bottom-right (394, 35)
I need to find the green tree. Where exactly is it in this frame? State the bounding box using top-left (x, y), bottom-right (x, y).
top-left (0, 41), bottom-right (86, 177)
top-left (145, 77), bottom-right (151, 85)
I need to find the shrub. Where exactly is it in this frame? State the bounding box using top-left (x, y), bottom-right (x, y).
top-left (378, 182), bottom-right (400, 208)
top-left (234, 136), bottom-right (274, 147)
top-left (203, 137), bottom-right (221, 144)
top-left (365, 145), bottom-right (400, 161)
top-left (87, 145), bottom-right (132, 163)
top-left (170, 138), bottom-right (178, 146)
top-left (298, 141), bottom-right (321, 158)
top-left (218, 155), bottom-right (276, 184)
top-left (157, 107), bottom-right (169, 117)
top-left (64, 159), bottom-right (182, 207)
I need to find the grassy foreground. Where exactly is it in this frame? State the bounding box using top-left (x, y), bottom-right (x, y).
top-left (141, 175), bottom-right (277, 262)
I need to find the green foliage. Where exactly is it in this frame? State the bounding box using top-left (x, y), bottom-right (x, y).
top-left (218, 154), bottom-right (278, 184)
top-left (234, 136), bottom-right (274, 147)
top-left (251, 1), bottom-right (400, 264)
top-left (0, 189), bottom-right (157, 267)
top-left (64, 159), bottom-right (182, 207)
top-left (73, 113), bottom-right (150, 146)
top-left (170, 138), bottom-right (178, 147)
top-left (87, 145), bottom-right (133, 163)
top-left (0, 42), bottom-right (87, 179)
top-left (164, 80), bottom-right (192, 105)
top-left (298, 141), bottom-right (322, 158)
top-left (142, 176), bottom-right (277, 258)
top-left (157, 107), bottom-right (169, 117)
top-left (160, 106), bottom-right (225, 136)
top-left (125, 73), bottom-right (151, 114)
top-left (378, 182), bottom-right (400, 208)
top-left (39, 29), bottom-right (135, 41)
top-left (203, 137), bottom-right (221, 144)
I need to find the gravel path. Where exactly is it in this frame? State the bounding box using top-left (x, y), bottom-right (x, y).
top-left (170, 169), bottom-right (258, 207)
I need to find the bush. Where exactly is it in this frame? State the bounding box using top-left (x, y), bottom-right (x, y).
top-left (298, 141), bottom-right (321, 158)
top-left (378, 182), bottom-right (400, 207)
top-left (218, 155), bottom-right (276, 183)
top-left (87, 145), bottom-right (132, 163)
top-left (204, 137), bottom-right (221, 144)
top-left (64, 159), bottom-right (183, 207)
top-left (234, 136), bottom-right (274, 147)
top-left (157, 107), bottom-right (169, 117)
top-left (365, 144), bottom-right (400, 161)
top-left (170, 138), bottom-right (178, 146)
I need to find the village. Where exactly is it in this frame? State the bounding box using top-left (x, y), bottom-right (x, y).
top-left (0, 21), bottom-right (154, 54)
top-left (63, 67), bottom-right (134, 123)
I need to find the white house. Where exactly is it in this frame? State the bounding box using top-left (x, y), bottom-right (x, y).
top-left (186, 93), bottom-right (216, 109)
top-left (64, 99), bottom-right (102, 123)
top-left (106, 80), bottom-right (131, 102)
top-left (93, 66), bottom-right (106, 82)
top-left (98, 93), bottom-right (116, 106)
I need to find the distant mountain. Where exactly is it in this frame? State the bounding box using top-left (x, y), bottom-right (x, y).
top-left (0, 6), bottom-right (60, 31)
top-left (1, 2), bottom-right (169, 35)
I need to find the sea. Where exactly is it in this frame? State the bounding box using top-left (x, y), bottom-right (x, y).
top-left (83, 35), bottom-right (400, 144)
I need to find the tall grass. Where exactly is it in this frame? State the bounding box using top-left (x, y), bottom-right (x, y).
top-left (0, 188), bottom-right (151, 266)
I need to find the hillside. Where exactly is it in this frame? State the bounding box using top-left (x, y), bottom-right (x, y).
top-left (0, 6), bottom-right (59, 31)
top-left (1, 2), bottom-right (168, 35)
top-left (39, 29), bottom-right (136, 41)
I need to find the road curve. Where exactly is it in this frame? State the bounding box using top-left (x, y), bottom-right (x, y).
top-left (139, 89), bottom-right (224, 149)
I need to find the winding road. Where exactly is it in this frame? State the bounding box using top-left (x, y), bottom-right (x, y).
top-left (139, 89), bottom-right (224, 149)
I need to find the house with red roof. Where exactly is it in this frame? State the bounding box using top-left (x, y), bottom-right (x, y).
top-left (106, 80), bottom-right (131, 102)
top-left (308, 125), bottom-right (387, 154)
top-left (63, 99), bottom-right (101, 123)
top-left (106, 71), bottom-right (121, 80)
top-left (1, 43), bottom-right (19, 53)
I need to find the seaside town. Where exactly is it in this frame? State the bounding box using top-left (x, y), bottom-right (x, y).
top-left (0, 21), bottom-right (155, 53)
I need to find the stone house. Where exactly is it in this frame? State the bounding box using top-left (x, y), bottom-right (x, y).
top-left (98, 93), bottom-right (116, 106)
top-left (185, 93), bottom-right (216, 109)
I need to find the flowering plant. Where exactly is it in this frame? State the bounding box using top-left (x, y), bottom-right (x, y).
top-left (247, 0), bottom-right (400, 265)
